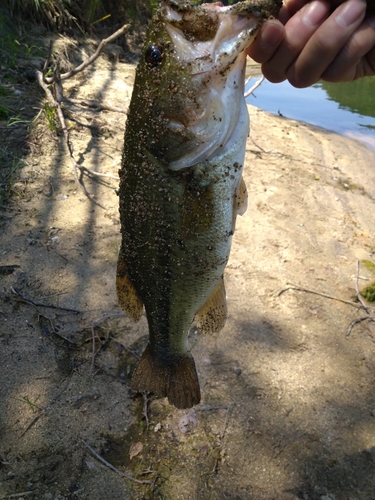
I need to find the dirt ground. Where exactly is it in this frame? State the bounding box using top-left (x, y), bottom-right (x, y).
top-left (1, 37), bottom-right (375, 500)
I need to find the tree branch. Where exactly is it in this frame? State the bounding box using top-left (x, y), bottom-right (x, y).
top-left (36, 25), bottom-right (128, 208)
top-left (44, 24), bottom-right (130, 84)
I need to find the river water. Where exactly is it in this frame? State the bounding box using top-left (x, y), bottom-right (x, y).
top-left (245, 77), bottom-right (375, 152)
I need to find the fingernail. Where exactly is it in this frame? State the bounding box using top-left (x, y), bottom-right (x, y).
top-left (302, 0), bottom-right (328, 27)
top-left (335, 0), bottom-right (366, 28)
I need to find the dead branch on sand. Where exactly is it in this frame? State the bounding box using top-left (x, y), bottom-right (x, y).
top-left (36, 24), bottom-right (129, 208)
top-left (10, 285), bottom-right (80, 314)
top-left (276, 259), bottom-right (375, 339)
top-left (276, 282), bottom-right (362, 309)
top-left (82, 439), bottom-right (154, 485)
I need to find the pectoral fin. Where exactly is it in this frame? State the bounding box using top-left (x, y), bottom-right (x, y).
top-left (235, 176), bottom-right (248, 216)
top-left (116, 248), bottom-right (143, 322)
top-left (194, 277), bottom-right (227, 334)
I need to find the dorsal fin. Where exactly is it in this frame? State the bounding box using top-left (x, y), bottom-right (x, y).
top-left (194, 277), bottom-right (227, 334)
top-left (116, 248), bottom-right (143, 322)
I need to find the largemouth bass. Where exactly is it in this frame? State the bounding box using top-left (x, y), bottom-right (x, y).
top-left (117, 0), bottom-right (281, 409)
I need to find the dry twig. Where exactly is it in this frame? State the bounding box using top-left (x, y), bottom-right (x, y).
top-left (19, 411), bottom-right (45, 438)
top-left (244, 75), bottom-right (265, 98)
top-left (10, 286), bottom-right (80, 314)
top-left (346, 259), bottom-right (375, 338)
top-left (57, 312), bottom-right (126, 336)
top-left (354, 259), bottom-right (371, 313)
top-left (82, 439), bottom-right (153, 485)
top-left (44, 25), bottom-right (130, 84)
top-left (275, 273), bottom-right (375, 338)
top-left (143, 393), bottom-right (151, 427)
top-left (77, 165), bottom-right (119, 181)
top-left (36, 24), bottom-right (129, 208)
top-left (39, 314), bottom-right (80, 347)
top-left (0, 491), bottom-right (37, 499)
top-left (276, 282), bottom-right (362, 309)
top-left (346, 316), bottom-right (375, 338)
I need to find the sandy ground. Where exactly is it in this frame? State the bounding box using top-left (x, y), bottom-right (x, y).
top-left (1, 48), bottom-right (375, 500)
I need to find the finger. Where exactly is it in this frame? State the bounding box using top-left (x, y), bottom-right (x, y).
top-left (286, 0), bottom-right (367, 87)
top-left (322, 16), bottom-right (375, 81)
top-left (261, 0), bottom-right (331, 83)
top-left (246, 20), bottom-right (285, 64)
top-left (281, 0), bottom-right (313, 17)
top-left (278, 2), bottom-right (299, 24)
top-left (283, 0), bottom-right (353, 13)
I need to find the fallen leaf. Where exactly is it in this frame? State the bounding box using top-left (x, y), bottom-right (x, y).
top-left (129, 441), bottom-right (143, 460)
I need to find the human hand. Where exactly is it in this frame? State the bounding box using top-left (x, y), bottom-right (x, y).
top-left (247, 0), bottom-right (375, 87)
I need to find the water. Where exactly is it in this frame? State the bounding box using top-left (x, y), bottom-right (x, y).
top-left (245, 77), bottom-right (375, 152)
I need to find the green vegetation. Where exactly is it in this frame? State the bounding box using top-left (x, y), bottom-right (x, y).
top-left (0, 0), bottom-right (155, 30)
top-left (0, 15), bottom-right (20, 69)
top-left (320, 77), bottom-right (375, 119)
top-left (1, 0), bottom-right (236, 31)
top-left (0, 85), bottom-right (11, 120)
top-left (362, 260), bottom-right (375, 273)
top-left (360, 260), bottom-right (375, 303)
top-left (44, 104), bottom-right (57, 132)
top-left (362, 283), bottom-right (375, 303)
top-left (0, 147), bottom-right (23, 209)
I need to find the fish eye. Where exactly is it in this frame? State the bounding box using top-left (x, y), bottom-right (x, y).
top-left (145, 45), bottom-right (163, 67)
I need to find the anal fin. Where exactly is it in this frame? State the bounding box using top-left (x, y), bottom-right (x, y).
top-left (194, 277), bottom-right (227, 334)
top-left (131, 345), bottom-right (201, 409)
top-left (116, 248), bottom-right (143, 322)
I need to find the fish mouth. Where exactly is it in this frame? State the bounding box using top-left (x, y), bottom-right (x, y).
top-left (154, 0), bottom-right (281, 170)
top-left (163, 1), bottom-right (264, 76)
top-left (160, 0), bottom-right (270, 170)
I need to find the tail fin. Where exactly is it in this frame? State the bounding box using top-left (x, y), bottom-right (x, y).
top-left (130, 345), bottom-right (201, 409)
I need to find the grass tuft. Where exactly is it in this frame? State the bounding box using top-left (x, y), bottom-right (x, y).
top-left (361, 283), bottom-right (375, 303)
top-left (0, 146), bottom-right (23, 209)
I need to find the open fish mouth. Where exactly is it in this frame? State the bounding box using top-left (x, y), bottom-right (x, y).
top-left (130, 0), bottom-right (281, 171)
top-left (162, 0), bottom-right (278, 75)
top-left (158, 0), bottom-right (277, 170)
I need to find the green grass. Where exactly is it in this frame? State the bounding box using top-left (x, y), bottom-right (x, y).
top-left (361, 283), bottom-right (375, 303)
top-left (362, 260), bottom-right (375, 273)
top-left (0, 145), bottom-right (24, 209)
top-left (0, 106), bottom-right (11, 120)
top-left (0, 85), bottom-right (11, 96)
top-left (1, 0), bottom-right (155, 29)
top-left (360, 260), bottom-right (375, 303)
top-left (0, 35), bottom-right (20, 69)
